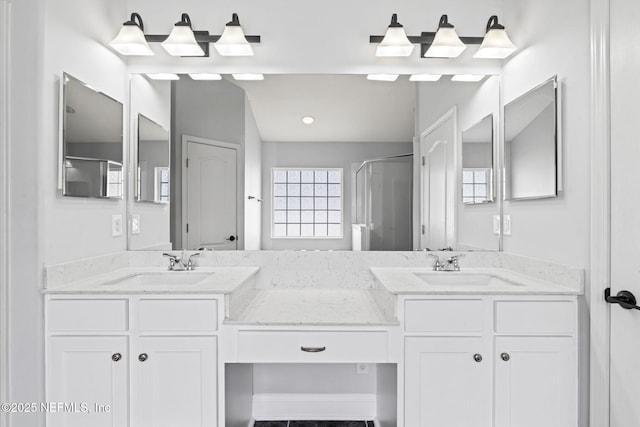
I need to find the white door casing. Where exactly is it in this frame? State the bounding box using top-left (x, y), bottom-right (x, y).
top-left (608, 0), bottom-right (640, 425)
top-left (182, 136), bottom-right (239, 250)
top-left (419, 108), bottom-right (457, 250)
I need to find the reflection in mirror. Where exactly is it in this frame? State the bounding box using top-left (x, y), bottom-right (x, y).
top-left (128, 74), bottom-right (501, 251)
top-left (136, 114), bottom-right (170, 203)
top-left (61, 73), bottom-right (124, 198)
top-left (462, 114), bottom-right (494, 204)
top-left (504, 75), bottom-right (559, 200)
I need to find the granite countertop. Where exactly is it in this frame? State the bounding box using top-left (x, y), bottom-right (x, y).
top-left (225, 289), bottom-right (398, 326)
top-left (42, 266), bottom-right (259, 294)
top-left (371, 267), bottom-right (584, 295)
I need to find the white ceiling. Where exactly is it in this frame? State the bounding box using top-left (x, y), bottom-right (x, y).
top-left (229, 74), bottom-right (416, 143)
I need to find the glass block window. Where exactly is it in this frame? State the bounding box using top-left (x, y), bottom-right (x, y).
top-left (462, 168), bottom-right (492, 204)
top-left (272, 168), bottom-right (343, 238)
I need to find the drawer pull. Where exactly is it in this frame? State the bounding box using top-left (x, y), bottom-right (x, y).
top-left (112, 353), bottom-right (122, 362)
top-left (301, 346), bottom-right (326, 353)
top-left (138, 353), bottom-right (148, 362)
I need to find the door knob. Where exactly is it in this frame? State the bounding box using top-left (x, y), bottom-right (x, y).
top-left (605, 288), bottom-right (640, 310)
top-left (226, 235), bottom-right (237, 242)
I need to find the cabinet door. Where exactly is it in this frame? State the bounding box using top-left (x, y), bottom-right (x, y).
top-left (494, 336), bottom-right (576, 427)
top-left (48, 336), bottom-right (129, 427)
top-left (134, 336), bottom-right (217, 427)
top-left (405, 337), bottom-right (489, 427)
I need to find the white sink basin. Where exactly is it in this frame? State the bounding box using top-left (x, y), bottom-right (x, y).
top-left (415, 272), bottom-right (522, 287)
top-left (104, 271), bottom-right (214, 287)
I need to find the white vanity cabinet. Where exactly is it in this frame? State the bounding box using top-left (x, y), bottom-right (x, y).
top-left (45, 295), bottom-right (221, 427)
top-left (402, 295), bottom-right (578, 427)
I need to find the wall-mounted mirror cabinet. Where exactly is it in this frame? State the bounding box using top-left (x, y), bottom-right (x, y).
top-left (504, 75), bottom-right (559, 200)
top-left (60, 73), bottom-right (124, 199)
top-left (136, 114), bottom-right (170, 203)
top-left (462, 114), bottom-right (494, 204)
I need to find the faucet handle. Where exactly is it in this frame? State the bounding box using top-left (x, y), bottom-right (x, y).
top-left (163, 253), bottom-right (178, 270)
top-left (427, 253), bottom-right (443, 271)
top-left (186, 252), bottom-right (201, 270)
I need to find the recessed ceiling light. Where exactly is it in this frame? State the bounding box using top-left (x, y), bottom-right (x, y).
top-left (367, 74), bottom-right (399, 82)
top-left (232, 73), bottom-right (264, 81)
top-left (146, 73), bottom-right (180, 80)
top-left (302, 116), bottom-right (315, 125)
top-left (410, 74), bottom-right (443, 82)
top-left (189, 73), bottom-right (222, 80)
top-left (451, 74), bottom-right (485, 82)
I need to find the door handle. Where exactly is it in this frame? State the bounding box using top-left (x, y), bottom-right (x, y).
top-left (226, 235), bottom-right (237, 242)
top-left (605, 288), bottom-right (640, 310)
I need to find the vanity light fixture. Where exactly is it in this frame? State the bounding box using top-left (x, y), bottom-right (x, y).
top-left (232, 73), bottom-right (265, 81)
top-left (161, 13), bottom-right (205, 56)
top-left (410, 74), bottom-right (442, 81)
top-left (109, 13), bottom-right (154, 56)
top-left (375, 14), bottom-right (415, 57)
top-left (302, 116), bottom-right (315, 125)
top-left (214, 14), bottom-right (254, 56)
top-left (111, 12), bottom-right (261, 58)
top-left (146, 73), bottom-right (180, 80)
top-left (451, 74), bottom-right (485, 82)
top-left (473, 15), bottom-right (517, 59)
top-left (424, 15), bottom-right (466, 58)
top-left (188, 73), bottom-right (223, 80)
top-left (367, 74), bottom-right (399, 82)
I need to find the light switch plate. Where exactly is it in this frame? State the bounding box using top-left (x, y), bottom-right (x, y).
top-left (131, 214), bottom-right (141, 235)
top-left (111, 214), bottom-right (123, 237)
top-left (493, 215), bottom-right (501, 235)
top-left (503, 215), bottom-right (512, 236)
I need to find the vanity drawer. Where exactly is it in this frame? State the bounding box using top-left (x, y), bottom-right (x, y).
top-left (237, 331), bottom-right (389, 362)
top-left (138, 299), bottom-right (218, 332)
top-left (48, 299), bottom-right (128, 331)
top-left (404, 299), bottom-right (484, 333)
top-left (494, 300), bottom-right (575, 334)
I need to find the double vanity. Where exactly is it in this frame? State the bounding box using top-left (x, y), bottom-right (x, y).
top-left (43, 251), bottom-right (582, 427)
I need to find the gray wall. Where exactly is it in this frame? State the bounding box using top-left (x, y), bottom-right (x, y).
top-left (171, 78), bottom-right (246, 250)
top-left (262, 141), bottom-right (412, 250)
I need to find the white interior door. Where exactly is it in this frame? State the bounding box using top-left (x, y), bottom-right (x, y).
top-left (183, 137), bottom-right (238, 250)
top-left (609, 0), bottom-right (640, 424)
top-left (419, 110), bottom-right (457, 250)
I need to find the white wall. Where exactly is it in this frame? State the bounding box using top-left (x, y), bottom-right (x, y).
top-left (415, 76), bottom-right (500, 251)
top-left (244, 97), bottom-right (263, 250)
top-left (42, 0), bottom-right (129, 265)
top-left (262, 141), bottom-right (412, 250)
top-left (501, 0), bottom-right (590, 269)
top-left (128, 74), bottom-right (171, 250)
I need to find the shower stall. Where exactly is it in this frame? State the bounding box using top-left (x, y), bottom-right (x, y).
top-left (354, 154), bottom-right (413, 251)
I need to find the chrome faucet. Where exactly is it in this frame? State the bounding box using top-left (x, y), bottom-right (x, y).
top-left (163, 252), bottom-right (200, 271)
top-left (428, 254), bottom-right (464, 271)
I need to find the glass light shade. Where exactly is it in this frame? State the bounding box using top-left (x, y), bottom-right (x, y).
top-left (410, 74), bottom-right (442, 82)
top-left (451, 74), bottom-right (485, 82)
top-left (146, 73), bottom-right (180, 80)
top-left (109, 25), bottom-right (153, 56)
top-left (473, 28), bottom-right (517, 59)
top-left (214, 26), bottom-right (254, 56)
top-left (424, 27), bottom-right (467, 58)
top-left (161, 25), bottom-right (204, 56)
top-left (189, 73), bottom-right (222, 80)
top-left (367, 74), bottom-right (399, 82)
top-left (232, 73), bottom-right (264, 81)
top-left (376, 27), bottom-right (415, 57)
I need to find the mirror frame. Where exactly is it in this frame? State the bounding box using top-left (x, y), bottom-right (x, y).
top-left (59, 72), bottom-right (125, 199)
top-left (503, 75), bottom-right (560, 201)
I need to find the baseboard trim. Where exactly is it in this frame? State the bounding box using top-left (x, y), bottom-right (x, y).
top-left (252, 393), bottom-right (376, 421)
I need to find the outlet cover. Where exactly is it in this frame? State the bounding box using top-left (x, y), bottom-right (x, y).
top-left (111, 214), bottom-right (123, 237)
top-left (503, 215), bottom-right (512, 236)
top-left (131, 214), bottom-right (141, 235)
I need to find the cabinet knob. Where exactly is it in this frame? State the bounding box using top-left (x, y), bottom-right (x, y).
top-left (473, 353), bottom-right (483, 362)
top-left (138, 353), bottom-right (148, 362)
top-left (112, 353), bottom-right (122, 362)
top-left (501, 352), bottom-right (510, 362)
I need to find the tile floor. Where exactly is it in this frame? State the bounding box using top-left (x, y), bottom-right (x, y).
top-left (253, 421), bottom-right (375, 427)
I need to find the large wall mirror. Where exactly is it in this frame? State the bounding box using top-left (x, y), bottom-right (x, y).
top-left (504, 75), bottom-right (559, 200)
top-left (128, 74), bottom-right (502, 252)
top-left (60, 73), bottom-right (124, 198)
